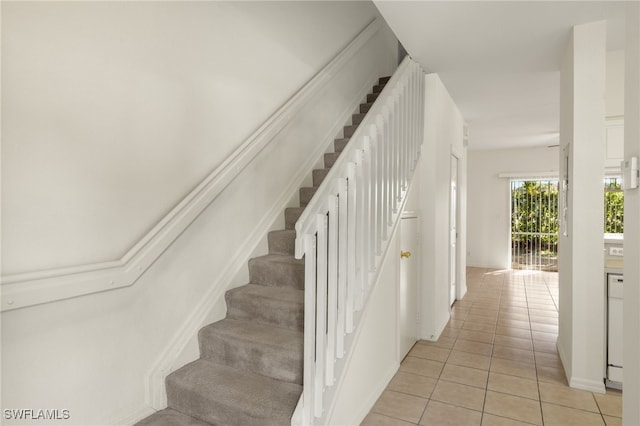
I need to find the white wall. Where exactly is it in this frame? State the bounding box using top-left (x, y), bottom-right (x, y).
top-left (623, 3), bottom-right (640, 424)
top-left (607, 49), bottom-right (625, 118)
top-left (467, 147), bottom-right (559, 269)
top-left (1, 1), bottom-right (381, 275)
top-left (1, 2), bottom-right (399, 424)
top-left (557, 20), bottom-right (607, 394)
top-left (420, 74), bottom-right (466, 340)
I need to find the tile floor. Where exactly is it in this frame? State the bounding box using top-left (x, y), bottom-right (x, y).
top-left (362, 267), bottom-right (623, 426)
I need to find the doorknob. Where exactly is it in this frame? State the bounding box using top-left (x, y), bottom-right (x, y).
top-left (401, 251), bottom-right (411, 259)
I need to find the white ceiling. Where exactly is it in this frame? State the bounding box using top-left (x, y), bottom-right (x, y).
top-left (374, 1), bottom-right (628, 151)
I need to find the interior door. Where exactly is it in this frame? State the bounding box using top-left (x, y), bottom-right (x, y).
top-left (399, 216), bottom-right (419, 359)
top-left (450, 155), bottom-right (458, 305)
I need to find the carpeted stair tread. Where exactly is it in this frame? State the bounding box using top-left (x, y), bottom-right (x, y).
top-left (285, 207), bottom-right (305, 230)
top-left (225, 284), bottom-right (304, 330)
top-left (299, 187), bottom-right (318, 207)
top-left (135, 409), bottom-right (210, 426)
top-left (360, 102), bottom-right (373, 113)
top-left (248, 254), bottom-right (304, 289)
top-left (352, 113), bottom-right (366, 125)
top-left (343, 124), bottom-right (359, 138)
top-left (379, 76), bottom-right (391, 84)
top-left (166, 359), bottom-right (302, 426)
top-left (366, 92), bottom-right (380, 103)
top-left (267, 229), bottom-right (296, 255)
top-left (334, 138), bottom-right (350, 152)
top-left (313, 168), bottom-right (331, 187)
top-left (372, 83), bottom-right (385, 93)
top-left (324, 152), bottom-right (341, 168)
top-left (199, 318), bottom-right (303, 384)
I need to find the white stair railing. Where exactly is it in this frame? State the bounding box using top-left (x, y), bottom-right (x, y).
top-left (294, 57), bottom-right (424, 424)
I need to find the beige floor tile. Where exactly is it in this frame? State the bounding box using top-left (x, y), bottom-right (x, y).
top-left (409, 344), bottom-right (450, 362)
top-left (493, 334), bottom-right (533, 350)
top-left (530, 322), bottom-right (558, 333)
top-left (594, 392), bottom-right (622, 417)
top-left (481, 413), bottom-right (537, 426)
top-left (463, 321), bottom-right (497, 333)
top-left (529, 315), bottom-right (558, 325)
top-left (531, 330), bottom-right (557, 342)
top-left (465, 314), bottom-right (498, 325)
top-left (492, 345), bottom-right (535, 363)
top-left (447, 350), bottom-right (491, 370)
top-left (419, 336), bottom-right (456, 349)
top-left (536, 365), bottom-right (568, 386)
top-left (538, 381), bottom-right (599, 412)
top-left (448, 319), bottom-right (465, 329)
top-left (495, 326), bottom-right (532, 340)
top-left (419, 400), bottom-right (482, 426)
top-left (440, 327), bottom-right (461, 338)
top-left (497, 318), bottom-right (530, 330)
top-left (458, 329), bottom-right (495, 344)
top-left (430, 380), bottom-right (486, 411)
top-left (534, 351), bottom-right (561, 368)
top-left (528, 308), bottom-right (558, 318)
top-left (541, 402), bottom-right (604, 425)
top-left (440, 363), bottom-right (488, 389)
top-left (527, 302), bottom-right (557, 311)
top-left (388, 371), bottom-right (437, 399)
top-left (372, 390), bottom-right (428, 424)
top-left (487, 371), bottom-right (539, 400)
top-left (490, 357), bottom-right (537, 380)
top-left (400, 356), bottom-right (444, 379)
top-left (361, 412), bottom-right (417, 426)
top-left (484, 391), bottom-right (542, 425)
top-left (603, 415), bottom-right (622, 426)
top-left (497, 312), bottom-right (530, 322)
top-left (499, 306), bottom-right (529, 315)
top-left (454, 339), bottom-right (493, 356)
top-left (532, 340), bottom-right (558, 354)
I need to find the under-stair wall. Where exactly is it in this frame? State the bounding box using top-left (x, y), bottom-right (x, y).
top-left (1, 2), bottom-right (398, 424)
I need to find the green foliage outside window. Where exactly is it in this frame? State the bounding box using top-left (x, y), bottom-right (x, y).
top-left (604, 178), bottom-right (624, 233)
top-left (511, 180), bottom-right (559, 253)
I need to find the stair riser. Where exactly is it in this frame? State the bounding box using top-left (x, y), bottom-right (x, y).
top-left (268, 230), bottom-right (295, 255)
top-left (343, 124), bottom-right (358, 138)
top-left (334, 138), bottom-right (349, 152)
top-left (366, 93), bottom-right (379, 103)
top-left (313, 168), bottom-right (330, 187)
top-left (299, 187), bottom-right (317, 207)
top-left (372, 84), bottom-right (385, 93)
top-left (360, 103), bottom-right (372, 113)
top-left (167, 380), bottom-right (291, 426)
top-left (199, 333), bottom-right (303, 384)
top-left (225, 292), bottom-right (303, 331)
top-left (324, 152), bottom-right (340, 168)
top-left (248, 259), bottom-right (304, 290)
top-left (285, 208), bottom-right (304, 230)
top-left (352, 113), bottom-right (365, 125)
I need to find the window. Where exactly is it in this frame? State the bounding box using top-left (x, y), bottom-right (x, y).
top-left (511, 180), bottom-right (559, 271)
top-left (604, 177), bottom-right (624, 234)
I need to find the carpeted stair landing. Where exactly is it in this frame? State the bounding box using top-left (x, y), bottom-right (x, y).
top-left (136, 76), bottom-right (389, 426)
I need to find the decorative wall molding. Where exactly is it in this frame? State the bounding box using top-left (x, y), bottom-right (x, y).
top-left (0, 17), bottom-right (382, 312)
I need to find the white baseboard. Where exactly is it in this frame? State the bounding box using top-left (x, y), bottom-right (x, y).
top-left (569, 377), bottom-right (606, 394)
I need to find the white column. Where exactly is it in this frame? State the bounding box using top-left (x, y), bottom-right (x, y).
top-left (557, 20), bottom-right (607, 393)
top-left (623, 3), bottom-right (640, 425)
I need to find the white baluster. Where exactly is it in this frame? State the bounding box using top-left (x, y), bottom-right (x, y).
top-left (303, 233), bottom-right (317, 422)
top-left (326, 193), bottom-right (338, 385)
top-left (315, 214), bottom-right (327, 418)
top-left (346, 162), bottom-right (357, 329)
top-left (336, 178), bottom-right (348, 357)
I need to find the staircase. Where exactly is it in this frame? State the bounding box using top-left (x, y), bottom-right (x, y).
top-left (136, 77), bottom-right (390, 426)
